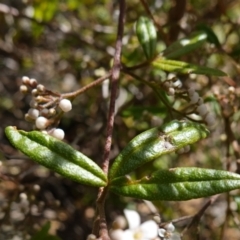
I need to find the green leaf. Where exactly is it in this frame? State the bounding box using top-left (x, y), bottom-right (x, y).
top-left (136, 16), bottom-right (157, 59)
top-left (109, 120), bottom-right (209, 180)
top-left (5, 127), bottom-right (107, 187)
top-left (196, 24), bottom-right (221, 47)
top-left (152, 58), bottom-right (227, 76)
top-left (110, 167), bottom-right (240, 201)
top-left (31, 222), bottom-right (61, 240)
top-left (162, 31), bottom-right (207, 59)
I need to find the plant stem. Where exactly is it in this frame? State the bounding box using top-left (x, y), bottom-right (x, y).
top-left (62, 73), bottom-right (112, 99)
top-left (94, 1), bottom-right (126, 239)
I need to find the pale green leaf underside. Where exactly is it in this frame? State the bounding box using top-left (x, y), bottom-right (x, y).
top-left (152, 58), bottom-right (227, 76)
top-left (5, 126), bottom-right (107, 187)
top-left (110, 167), bottom-right (240, 201)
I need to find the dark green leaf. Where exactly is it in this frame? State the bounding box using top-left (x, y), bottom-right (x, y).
top-left (136, 16), bottom-right (157, 59)
top-left (196, 24), bottom-right (221, 47)
top-left (110, 167), bottom-right (240, 201)
top-left (109, 120), bottom-right (209, 180)
top-left (5, 127), bottom-right (107, 187)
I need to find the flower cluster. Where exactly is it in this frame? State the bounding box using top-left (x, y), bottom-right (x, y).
top-left (162, 76), bottom-right (215, 129)
top-left (20, 76), bottom-right (72, 140)
top-left (110, 209), bottom-right (159, 240)
top-left (110, 209), bottom-right (181, 240)
top-left (162, 77), bottom-right (183, 96)
top-left (188, 88), bottom-right (215, 128)
top-left (158, 222), bottom-right (181, 240)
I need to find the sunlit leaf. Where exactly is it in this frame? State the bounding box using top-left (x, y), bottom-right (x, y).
top-left (136, 16), bottom-right (157, 59)
top-left (152, 58), bottom-right (227, 76)
top-left (162, 31), bottom-right (207, 59)
top-left (110, 167), bottom-right (240, 201)
top-left (5, 127), bottom-right (107, 187)
top-left (109, 120), bottom-right (209, 180)
top-left (196, 24), bottom-right (221, 47)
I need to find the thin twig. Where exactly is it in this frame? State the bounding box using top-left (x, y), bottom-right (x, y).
top-left (62, 73), bottom-right (112, 99)
top-left (181, 194), bottom-right (220, 237)
top-left (101, 0), bottom-right (125, 175)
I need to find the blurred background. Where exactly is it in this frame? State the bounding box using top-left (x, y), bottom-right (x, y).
top-left (1, 0), bottom-right (240, 239)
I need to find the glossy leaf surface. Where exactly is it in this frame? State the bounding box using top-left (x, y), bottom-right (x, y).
top-left (110, 167), bottom-right (240, 201)
top-left (163, 31), bottom-right (207, 59)
top-left (136, 16), bottom-right (157, 59)
top-left (196, 24), bottom-right (221, 47)
top-left (109, 120), bottom-right (209, 180)
top-left (5, 127), bottom-right (107, 187)
top-left (152, 58), bottom-right (227, 76)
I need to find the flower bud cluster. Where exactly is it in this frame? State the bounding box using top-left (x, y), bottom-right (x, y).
top-left (162, 77), bottom-right (183, 96)
top-left (214, 86), bottom-right (239, 118)
top-left (188, 88), bottom-right (215, 128)
top-left (20, 76), bottom-right (73, 140)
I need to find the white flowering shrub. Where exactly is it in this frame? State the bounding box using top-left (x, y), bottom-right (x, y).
top-left (1, 1), bottom-right (240, 240)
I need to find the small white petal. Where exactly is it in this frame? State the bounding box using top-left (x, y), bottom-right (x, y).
top-left (140, 220), bottom-right (158, 239)
top-left (122, 229), bottom-right (135, 240)
top-left (110, 229), bottom-right (126, 240)
top-left (59, 99), bottom-right (72, 112)
top-left (123, 209), bottom-right (141, 230)
top-left (158, 228), bottom-right (166, 237)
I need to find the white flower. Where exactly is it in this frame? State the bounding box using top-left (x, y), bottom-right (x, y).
top-left (158, 223), bottom-right (181, 240)
top-left (110, 209), bottom-right (159, 240)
